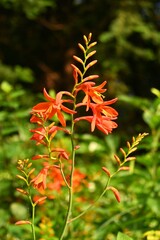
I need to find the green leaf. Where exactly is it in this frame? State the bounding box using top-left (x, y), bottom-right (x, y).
top-left (117, 232), bottom-right (133, 240)
top-left (10, 202), bottom-right (28, 220)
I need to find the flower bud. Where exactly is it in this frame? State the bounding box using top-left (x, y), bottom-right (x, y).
top-left (114, 154), bottom-right (121, 165)
top-left (15, 220), bottom-right (31, 225)
top-left (102, 167), bottom-right (111, 177)
top-left (16, 188), bottom-right (28, 195)
top-left (34, 196), bottom-right (47, 206)
top-left (120, 148), bottom-right (126, 157)
top-left (107, 186), bottom-right (121, 203)
top-left (27, 162), bottom-right (32, 169)
top-left (16, 175), bottom-right (27, 182)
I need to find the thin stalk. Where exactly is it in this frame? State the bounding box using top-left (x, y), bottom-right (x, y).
top-left (59, 159), bottom-right (71, 189)
top-left (59, 118), bottom-right (76, 240)
top-left (69, 177), bottom-right (111, 223)
top-left (59, 35), bottom-right (95, 238)
top-left (28, 188), bottom-right (36, 240)
top-left (31, 204), bottom-right (36, 240)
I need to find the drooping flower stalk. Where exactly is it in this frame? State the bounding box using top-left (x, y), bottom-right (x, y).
top-left (69, 132), bottom-right (148, 223)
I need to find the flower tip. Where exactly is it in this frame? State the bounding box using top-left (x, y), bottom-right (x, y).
top-left (34, 196), bottom-right (47, 206)
top-left (102, 167), bottom-right (111, 177)
top-left (15, 220), bottom-right (31, 225)
top-left (107, 186), bottom-right (121, 203)
top-left (74, 145), bottom-right (80, 150)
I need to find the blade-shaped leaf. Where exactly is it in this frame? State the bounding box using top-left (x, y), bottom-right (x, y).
top-left (117, 232), bottom-right (133, 240)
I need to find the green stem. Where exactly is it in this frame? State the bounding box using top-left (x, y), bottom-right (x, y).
top-left (27, 176), bottom-right (36, 240)
top-left (59, 159), bottom-right (70, 189)
top-left (27, 190), bottom-right (36, 240)
top-left (59, 119), bottom-right (76, 240)
top-left (69, 177), bottom-right (111, 223)
top-left (31, 204), bottom-right (36, 240)
top-left (59, 36), bottom-right (93, 239)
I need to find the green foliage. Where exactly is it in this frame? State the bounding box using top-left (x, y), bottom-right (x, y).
top-left (0, 63), bottom-right (40, 239)
top-left (97, 1), bottom-right (160, 97)
top-left (0, 0), bottom-right (55, 19)
top-left (117, 232), bottom-right (133, 240)
top-left (0, 63), bottom-right (34, 83)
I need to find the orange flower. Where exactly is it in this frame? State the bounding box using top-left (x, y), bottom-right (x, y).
top-left (47, 167), bottom-right (65, 192)
top-left (31, 88), bottom-right (76, 127)
top-left (75, 115), bottom-right (117, 134)
top-left (75, 81), bottom-right (107, 110)
top-left (30, 124), bottom-right (69, 145)
top-left (51, 148), bottom-right (70, 160)
top-left (31, 165), bottom-right (50, 191)
top-left (89, 99), bottom-right (118, 119)
top-left (72, 169), bottom-right (86, 191)
top-left (30, 127), bottom-right (47, 145)
top-left (75, 98), bottom-right (118, 134)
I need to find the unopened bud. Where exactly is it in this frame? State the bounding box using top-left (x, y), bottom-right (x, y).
top-left (128, 147), bottom-right (137, 154)
top-left (83, 75), bottom-right (99, 82)
top-left (127, 141), bottom-right (131, 148)
top-left (102, 167), bottom-right (111, 177)
top-left (86, 50), bottom-right (96, 60)
top-left (114, 154), bottom-right (121, 165)
top-left (18, 160), bottom-right (23, 165)
top-left (107, 186), bottom-right (121, 203)
top-left (28, 168), bottom-right (35, 176)
top-left (24, 159), bottom-right (29, 164)
top-left (118, 167), bottom-right (130, 171)
top-left (73, 55), bottom-right (83, 64)
top-left (120, 148), bottom-right (126, 157)
top-left (16, 175), bottom-right (27, 182)
top-left (71, 64), bottom-right (82, 77)
top-left (15, 220), bottom-right (31, 225)
top-left (88, 41), bottom-right (97, 49)
top-left (27, 162), bottom-right (32, 169)
top-left (78, 43), bottom-right (85, 53)
top-left (74, 145), bottom-right (80, 150)
top-left (83, 35), bottom-right (88, 44)
top-left (34, 196), bottom-right (47, 206)
top-left (16, 188), bottom-right (28, 195)
top-left (125, 157), bottom-right (136, 162)
top-left (85, 60), bottom-right (97, 71)
top-left (88, 32), bottom-right (92, 41)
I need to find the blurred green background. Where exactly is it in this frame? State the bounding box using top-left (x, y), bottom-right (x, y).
top-left (0, 1), bottom-right (160, 239)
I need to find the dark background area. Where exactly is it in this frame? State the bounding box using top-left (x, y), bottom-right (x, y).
top-left (0, 0), bottom-right (159, 95)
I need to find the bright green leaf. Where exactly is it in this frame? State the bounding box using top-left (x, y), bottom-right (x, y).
top-left (117, 232), bottom-right (133, 240)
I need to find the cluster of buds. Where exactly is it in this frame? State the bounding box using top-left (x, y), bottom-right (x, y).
top-left (16, 159), bottom-right (47, 205)
top-left (16, 159), bottom-right (35, 195)
top-left (102, 133), bottom-right (148, 202)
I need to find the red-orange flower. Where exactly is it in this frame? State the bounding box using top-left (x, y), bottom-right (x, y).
top-left (89, 99), bottom-right (118, 118)
top-left (72, 169), bottom-right (86, 191)
top-left (30, 127), bottom-right (47, 145)
top-left (75, 98), bottom-right (118, 134)
top-left (51, 148), bottom-right (70, 160)
top-left (31, 165), bottom-right (50, 191)
top-left (75, 81), bottom-right (107, 110)
top-left (31, 88), bottom-right (76, 127)
top-left (75, 115), bottom-right (117, 134)
top-left (30, 124), bottom-right (69, 145)
top-left (48, 168), bottom-right (65, 191)
top-left (30, 113), bottom-right (44, 125)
